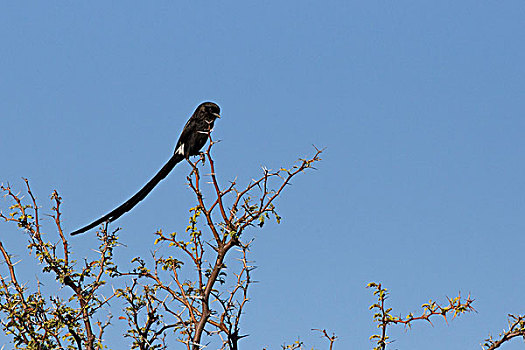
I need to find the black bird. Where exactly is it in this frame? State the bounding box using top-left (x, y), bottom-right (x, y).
top-left (70, 102), bottom-right (221, 235)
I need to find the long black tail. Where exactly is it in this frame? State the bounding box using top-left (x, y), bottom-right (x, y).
top-left (70, 153), bottom-right (184, 235)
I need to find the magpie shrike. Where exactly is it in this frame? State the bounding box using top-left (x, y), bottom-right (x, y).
top-left (70, 102), bottom-right (220, 235)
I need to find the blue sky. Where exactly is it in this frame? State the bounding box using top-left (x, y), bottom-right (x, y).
top-left (1, 2), bottom-right (525, 349)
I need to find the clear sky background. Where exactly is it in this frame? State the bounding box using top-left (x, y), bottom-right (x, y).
top-left (1, 2), bottom-right (524, 349)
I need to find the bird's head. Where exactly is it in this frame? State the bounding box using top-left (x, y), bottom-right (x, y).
top-left (197, 102), bottom-right (221, 121)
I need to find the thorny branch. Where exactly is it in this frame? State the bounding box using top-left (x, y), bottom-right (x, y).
top-left (0, 180), bottom-right (118, 349)
top-left (367, 282), bottom-right (475, 350)
top-left (184, 135), bottom-right (321, 349)
top-left (483, 314), bottom-right (525, 350)
top-left (312, 329), bottom-right (337, 350)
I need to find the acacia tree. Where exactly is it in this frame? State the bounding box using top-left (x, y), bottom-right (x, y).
top-left (0, 134), bottom-right (324, 349)
top-left (0, 134), bottom-right (523, 349)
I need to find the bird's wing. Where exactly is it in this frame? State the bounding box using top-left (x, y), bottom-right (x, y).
top-left (174, 117), bottom-right (198, 156)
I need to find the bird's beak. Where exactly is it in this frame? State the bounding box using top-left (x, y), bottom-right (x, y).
top-left (212, 112), bottom-right (221, 119)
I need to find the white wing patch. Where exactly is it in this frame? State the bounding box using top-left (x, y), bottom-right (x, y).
top-left (175, 143), bottom-right (185, 155)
